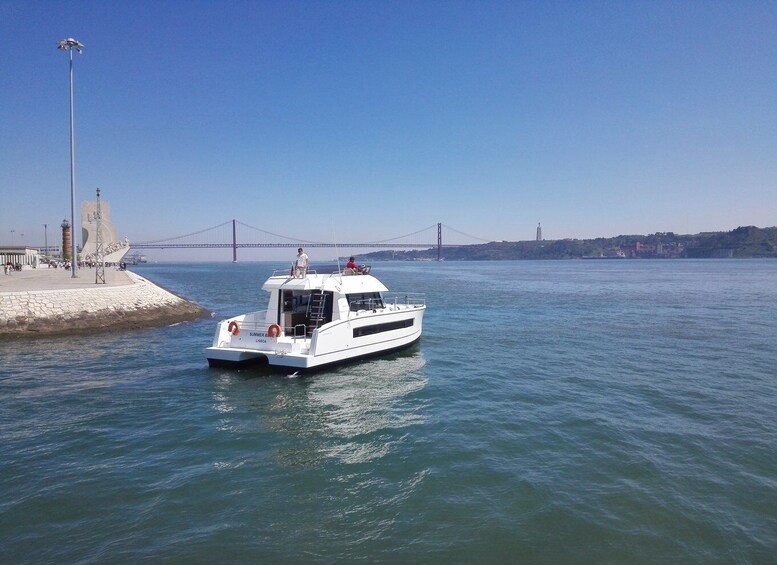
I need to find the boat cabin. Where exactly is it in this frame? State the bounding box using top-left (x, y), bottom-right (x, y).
top-left (262, 270), bottom-right (389, 338)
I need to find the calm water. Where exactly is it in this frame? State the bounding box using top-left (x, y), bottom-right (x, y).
top-left (2, 260), bottom-right (776, 563)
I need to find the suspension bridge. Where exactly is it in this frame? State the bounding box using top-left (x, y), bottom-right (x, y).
top-left (131, 220), bottom-right (491, 261)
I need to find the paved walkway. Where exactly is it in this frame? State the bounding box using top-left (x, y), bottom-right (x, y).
top-left (0, 267), bottom-right (133, 292)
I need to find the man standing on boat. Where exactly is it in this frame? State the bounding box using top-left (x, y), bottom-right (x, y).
top-left (295, 247), bottom-right (309, 277)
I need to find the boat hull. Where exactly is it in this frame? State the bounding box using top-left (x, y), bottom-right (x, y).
top-left (206, 333), bottom-right (421, 372)
top-left (205, 307), bottom-right (424, 372)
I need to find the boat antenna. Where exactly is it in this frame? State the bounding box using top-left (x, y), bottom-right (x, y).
top-left (332, 222), bottom-right (342, 273)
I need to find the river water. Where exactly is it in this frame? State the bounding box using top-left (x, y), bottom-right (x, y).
top-left (2, 260), bottom-right (776, 562)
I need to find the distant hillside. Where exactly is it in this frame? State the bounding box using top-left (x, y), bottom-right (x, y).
top-left (684, 226), bottom-right (777, 258)
top-left (362, 226), bottom-right (777, 261)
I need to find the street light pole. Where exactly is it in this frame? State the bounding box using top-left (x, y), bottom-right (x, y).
top-left (43, 224), bottom-right (48, 257)
top-left (58, 38), bottom-right (84, 278)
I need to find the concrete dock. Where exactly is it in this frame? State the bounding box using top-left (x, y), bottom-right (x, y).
top-left (0, 267), bottom-right (208, 338)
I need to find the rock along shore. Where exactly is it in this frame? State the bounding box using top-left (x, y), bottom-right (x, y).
top-left (0, 268), bottom-right (208, 338)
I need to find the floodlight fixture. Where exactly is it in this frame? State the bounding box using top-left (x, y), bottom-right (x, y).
top-left (57, 38), bottom-right (84, 53)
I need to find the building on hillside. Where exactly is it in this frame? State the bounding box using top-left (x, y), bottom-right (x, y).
top-left (634, 242), bottom-right (656, 255)
top-left (628, 240), bottom-right (685, 258)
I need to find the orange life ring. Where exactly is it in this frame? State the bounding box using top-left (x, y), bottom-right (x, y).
top-left (267, 323), bottom-right (282, 337)
top-left (228, 321), bottom-right (240, 336)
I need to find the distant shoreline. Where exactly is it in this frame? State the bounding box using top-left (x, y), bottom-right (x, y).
top-left (362, 225), bottom-right (777, 261)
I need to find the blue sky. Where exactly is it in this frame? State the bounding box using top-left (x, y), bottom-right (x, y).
top-left (2, 0), bottom-right (776, 259)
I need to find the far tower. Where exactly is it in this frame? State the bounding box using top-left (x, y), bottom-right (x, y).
top-left (536, 222), bottom-right (542, 241)
top-left (61, 219), bottom-right (71, 261)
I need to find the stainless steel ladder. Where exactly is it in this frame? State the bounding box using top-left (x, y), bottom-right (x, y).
top-left (307, 292), bottom-right (327, 333)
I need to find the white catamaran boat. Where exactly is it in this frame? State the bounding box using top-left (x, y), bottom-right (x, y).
top-left (205, 267), bottom-right (425, 371)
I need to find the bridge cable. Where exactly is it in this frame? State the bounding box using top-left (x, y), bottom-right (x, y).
top-left (235, 221), bottom-right (324, 245)
top-left (134, 220), bottom-right (233, 245)
top-left (364, 224), bottom-right (439, 244)
top-left (441, 223), bottom-right (492, 243)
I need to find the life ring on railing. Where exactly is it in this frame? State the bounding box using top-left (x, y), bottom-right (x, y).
top-left (228, 321), bottom-right (240, 336)
top-left (267, 323), bottom-right (282, 338)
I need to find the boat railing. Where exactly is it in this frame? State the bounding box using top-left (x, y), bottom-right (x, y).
top-left (288, 324), bottom-right (307, 339)
top-left (224, 320), bottom-right (308, 339)
top-left (229, 320), bottom-right (267, 332)
top-left (349, 294), bottom-right (425, 311)
top-left (270, 268), bottom-right (318, 277)
top-left (383, 292), bottom-right (426, 308)
top-left (228, 320), bottom-right (308, 341)
top-left (336, 265), bottom-right (372, 276)
top-left (349, 297), bottom-right (384, 311)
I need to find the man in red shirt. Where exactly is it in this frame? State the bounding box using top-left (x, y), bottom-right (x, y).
top-left (345, 256), bottom-right (361, 275)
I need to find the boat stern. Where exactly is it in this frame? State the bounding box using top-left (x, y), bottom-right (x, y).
top-left (205, 316), bottom-right (313, 369)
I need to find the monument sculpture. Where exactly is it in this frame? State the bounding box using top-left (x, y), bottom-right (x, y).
top-left (80, 199), bottom-right (130, 264)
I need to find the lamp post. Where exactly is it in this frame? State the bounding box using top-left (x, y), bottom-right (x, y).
top-left (10, 230), bottom-right (14, 244)
top-left (57, 37), bottom-right (84, 278)
top-left (43, 224), bottom-right (48, 257)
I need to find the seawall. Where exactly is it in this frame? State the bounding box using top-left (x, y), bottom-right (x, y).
top-left (0, 269), bottom-right (208, 338)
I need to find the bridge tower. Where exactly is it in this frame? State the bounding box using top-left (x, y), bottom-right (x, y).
top-left (437, 222), bottom-right (442, 261)
top-left (232, 219), bottom-right (237, 263)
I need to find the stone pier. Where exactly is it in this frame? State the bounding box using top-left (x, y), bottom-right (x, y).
top-left (0, 267), bottom-right (208, 338)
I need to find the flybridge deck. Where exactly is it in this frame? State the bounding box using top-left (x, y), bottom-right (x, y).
top-left (205, 268), bottom-right (425, 371)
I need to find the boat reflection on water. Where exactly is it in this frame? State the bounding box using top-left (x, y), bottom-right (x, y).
top-left (269, 349), bottom-right (428, 467)
top-left (208, 347), bottom-right (428, 468)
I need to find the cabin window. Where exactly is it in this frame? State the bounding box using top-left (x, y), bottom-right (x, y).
top-left (282, 290), bottom-right (294, 312)
top-left (353, 318), bottom-right (414, 338)
top-left (346, 292), bottom-right (384, 312)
